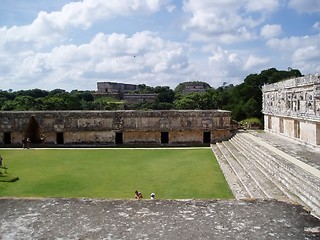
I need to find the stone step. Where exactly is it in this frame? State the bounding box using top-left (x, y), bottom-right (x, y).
top-left (236, 133), bottom-right (320, 204)
top-left (241, 133), bottom-right (320, 195)
top-left (227, 139), bottom-right (290, 201)
top-left (222, 141), bottom-right (272, 198)
top-left (211, 145), bottom-right (250, 199)
top-left (216, 142), bottom-right (266, 199)
top-left (234, 134), bottom-right (309, 190)
top-left (234, 132), bottom-right (320, 218)
top-left (230, 136), bottom-right (297, 203)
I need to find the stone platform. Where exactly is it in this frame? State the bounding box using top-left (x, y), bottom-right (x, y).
top-left (1, 131), bottom-right (320, 239)
top-left (212, 130), bottom-right (320, 219)
top-left (0, 198), bottom-right (319, 239)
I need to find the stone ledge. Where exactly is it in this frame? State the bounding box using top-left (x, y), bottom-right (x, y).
top-left (0, 198), bottom-right (319, 240)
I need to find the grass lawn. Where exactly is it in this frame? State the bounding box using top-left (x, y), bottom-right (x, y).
top-left (0, 148), bottom-right (233, 199)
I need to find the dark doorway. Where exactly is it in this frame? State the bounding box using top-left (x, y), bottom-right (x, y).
top-left (3, 132), bottom-right (11, 144)
top-left (161, 132), bottom-right (169, 144)
top-left (317, 124), bottom-right (320, 146)
top-left (203, 131), bottom-right (211, 144)
top-left (56, 132), bottom-right (64, 144)
top-left (115, 132), bottom-right (123, 144)
top-left (25, 116), bottom-right (41, 143)
top-left (294, 120), bottom-right (300, 139)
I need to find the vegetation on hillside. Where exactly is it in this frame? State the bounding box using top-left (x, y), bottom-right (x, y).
top-left (0, 68), bottom-right (302, 123)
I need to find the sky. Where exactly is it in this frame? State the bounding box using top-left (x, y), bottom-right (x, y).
top-left (0, 0), bottom-right (319, 92)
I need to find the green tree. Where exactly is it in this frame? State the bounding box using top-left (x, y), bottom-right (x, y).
top-left (174, 93), bottom-right (202, 109)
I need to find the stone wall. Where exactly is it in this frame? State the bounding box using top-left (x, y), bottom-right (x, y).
top-left (262, 74), bottom-right (320, 147)
top-left (123, 94), bottom-right (158, 104)
top-left (97, 82), bottom-right (139, 94)
top-left (0, 110), bottom-right (232, 146)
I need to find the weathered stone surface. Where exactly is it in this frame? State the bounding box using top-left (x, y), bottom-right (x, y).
top-left (97, 82), bottom-right (139, 94)
top-left (262, 74), bottom-right (320, 147)
top-left (0, 198), bottom-right (319, 239)
top-left (0, 110), bottom-right (232, 146)
top-left (262, 74), bottom-right (320, 118)
top-left (212, 130), bottom-right (320, 219)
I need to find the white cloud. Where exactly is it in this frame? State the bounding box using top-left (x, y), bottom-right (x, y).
top-left (313, 22), bottom-right (320, 31)
top-left (36, 0), bottom-right (167, 30)
top-left (288, 0), bottom-right (320, 14)
top-left (207, 46), bottom-right (268, 81)
top-left (260, 24), bottom-right (282, 38)
top-left (243, 55), bottom-right (269, 70)
top-left (0, 31), bottom-right (190, 90)
top-left (183, 0), bottom-right (280, 43)
top-left (266, 34), bottom-right (320, 73)
top-left (292, 46), bottom-right (320, 73)
top-left (245, 0), bottom-right (279, 13)
top-left (0, 0), bottom-right (170, 51)
top-left (0, 0), bottom-right (180, 90)
top-left (267, 35), bottom-right (320, 51)
top-left (166, 4), bottom-right (176, 13)
top-left (1, 0), bottom-right (319, 92)
top-left (292, 46), bottom-right (320, 62)
top-left (181, 45), bottom-right (270, 87)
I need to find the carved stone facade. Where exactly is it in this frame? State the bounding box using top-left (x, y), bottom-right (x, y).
top-left (0, 110), bottom-right (232, 146)
top-left (262, 74), bottom-right (320, 147)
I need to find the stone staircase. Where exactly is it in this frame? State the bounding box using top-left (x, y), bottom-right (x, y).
top-left (211, 131), bottom-right (320, 219)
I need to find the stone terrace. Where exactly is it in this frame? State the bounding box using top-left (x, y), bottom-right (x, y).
top-left (0, 198), bottom-right (319, 239)
top-left (211, 130), bottom-right (320, 219)
top-left (1, 131), bottom-right (320, 239)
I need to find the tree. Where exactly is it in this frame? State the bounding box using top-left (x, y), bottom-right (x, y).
top-left (155, 87), bottom-right (175, 104)
top-left (174, 93), bottom-right (202, 109)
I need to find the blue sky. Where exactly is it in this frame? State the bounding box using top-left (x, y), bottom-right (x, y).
top-left (0, 0), bottom-right (319, 91)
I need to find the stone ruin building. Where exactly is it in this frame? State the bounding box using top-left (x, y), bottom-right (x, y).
top-left (96, 82), bottom-right (139, 95)
top-left (182, 82), bottom-right (211, 95)
top-left (0, 110), bottom-right (233, 146)
top-left (262, 73), bottom-right (320, 147)
top-left (96, 82), bottom-right (158, 106)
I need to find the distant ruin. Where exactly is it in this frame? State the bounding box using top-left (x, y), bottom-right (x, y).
top-left (0, 110), bottom-right (233, 146)
top-left (262, 73), bottom-right (320, 147)
top-left (97, 82), bottom-right (139, 95)
top-left (181, 82), bottom-right (211, 95)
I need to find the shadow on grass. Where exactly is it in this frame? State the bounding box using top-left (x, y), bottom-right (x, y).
top-left (0, 174), bottom-right (19, 182)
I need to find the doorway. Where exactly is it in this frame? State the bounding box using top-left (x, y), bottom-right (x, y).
top-left (3, 132), bottom-right (11, 144)
top-left (294, 120), bottom-right (300, 139)
top-left (203, 131), bottom-right (211, 144)
top-left (56, 132), bottom-right (64, 144)
top-left (115, 132), bottom-right (123, 144)
top-left (25, 116), bottom-right (41, 143)
top-left (279, 118), bottom-right (284, 133)
top-left (161, 132), bottom-right (169, 144)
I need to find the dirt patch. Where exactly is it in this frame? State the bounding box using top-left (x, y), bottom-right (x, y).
top-left (0, 198), bottom-right (319, 239)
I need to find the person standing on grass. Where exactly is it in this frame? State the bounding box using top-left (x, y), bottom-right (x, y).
top-left (26, 138), bottom-right (31, 149)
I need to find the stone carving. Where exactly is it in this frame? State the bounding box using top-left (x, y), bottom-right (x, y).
top-left (262, 74), bottom-right (320, 118)
top-left (262, 73), bottom-right (320, 147)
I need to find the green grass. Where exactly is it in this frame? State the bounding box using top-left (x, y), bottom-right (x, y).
top-left (0, 148), bottom-right (233, 199)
